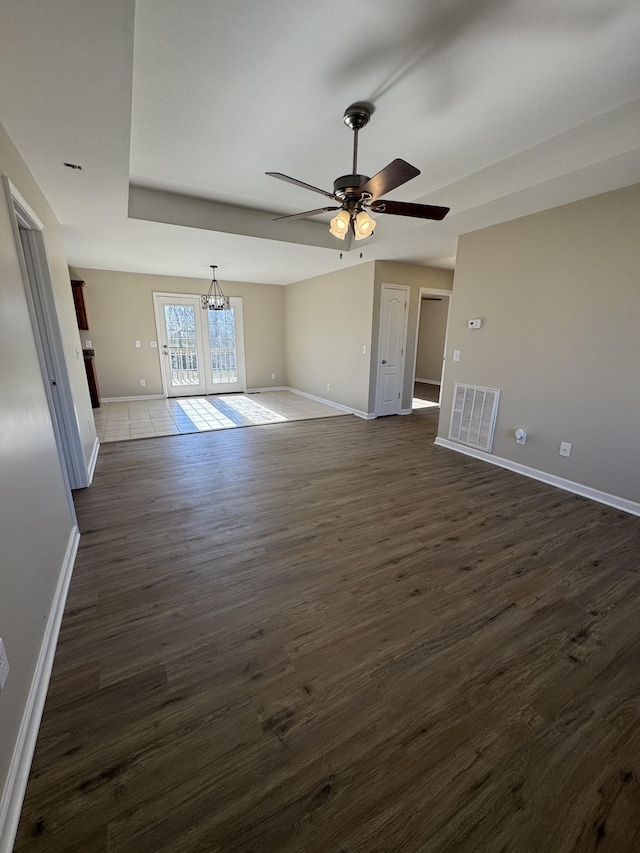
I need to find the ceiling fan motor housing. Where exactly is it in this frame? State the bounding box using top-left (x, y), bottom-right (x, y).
top-left (333, 174), bottom-right (371, 203)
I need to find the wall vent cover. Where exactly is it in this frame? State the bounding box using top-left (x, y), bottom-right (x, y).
top-left (448, 383), bottom-right (500, 452)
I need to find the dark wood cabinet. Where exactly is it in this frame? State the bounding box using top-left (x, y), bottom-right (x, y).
top-left (71, 279), bottom-right (89, 330)
top-left (83, 351), bottom-right (100, 408)
top-left (71, 278), bottom-right (100, 407)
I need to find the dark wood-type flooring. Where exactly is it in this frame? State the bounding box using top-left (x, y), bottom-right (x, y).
top-left (15, 408), bottom-right (640, 852)
top-left (413, 381), bottom-right (440, 403)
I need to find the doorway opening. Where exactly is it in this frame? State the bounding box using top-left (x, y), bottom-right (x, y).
top-left (411, 288), bottom-right (451, 411)
top-left (4, 178), bottom-right (88, 501)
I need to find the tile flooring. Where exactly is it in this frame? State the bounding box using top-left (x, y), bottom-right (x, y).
top-left (94, 391), bottom-right (348, 443)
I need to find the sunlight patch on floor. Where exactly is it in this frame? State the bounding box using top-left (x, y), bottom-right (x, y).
top-left (412, 397), bottom-right (439, 409)
top-left (176, 398), bottom-right (236, 429)
top-left (221, 395), bottom-right (288, 424)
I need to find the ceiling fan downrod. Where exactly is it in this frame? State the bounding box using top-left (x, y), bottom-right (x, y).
top-left (343, 102), bottom-right (371, 174)
top-left (333, 103), bottom-right (374, 204)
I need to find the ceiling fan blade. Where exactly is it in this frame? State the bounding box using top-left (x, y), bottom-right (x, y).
top-left (266, 172), bottom-right (336, 200)
top-left (370, 199), bottom-right (450, 221)
top-left (359, 159), bottom-right (420, 201)
top-left (273, 206), bottom-right (339, 222)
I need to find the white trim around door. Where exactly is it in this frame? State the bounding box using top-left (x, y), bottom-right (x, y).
top-left (3, 176), bottom-right (88, 496)
top-left (410, 286), bottom-right (453, 407)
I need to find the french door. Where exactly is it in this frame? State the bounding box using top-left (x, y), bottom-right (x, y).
top-left (154, 293), bottom-right (246, 397)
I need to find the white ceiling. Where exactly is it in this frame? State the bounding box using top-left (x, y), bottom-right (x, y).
top-left (1, 0), bottom-right (640, 284)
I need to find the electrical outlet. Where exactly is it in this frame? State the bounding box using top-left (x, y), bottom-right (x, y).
top-left (0, 639), bottom-right (10, 690)
top-left (271, 373), bottom-right (276, 380)
top-left (327, 383), bottom-right (330, 391)
top-left (559, 441), bottom-right (572, 457)
top-left (140, 379), bottom-right (146, 387)
top-left (515, 429), bottom-right (527, 445)
top-left (362, 345), bottom-right (367, 354)
top-left (150, 341), bottom-right (157, 348)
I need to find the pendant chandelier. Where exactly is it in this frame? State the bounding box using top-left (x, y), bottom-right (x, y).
top-left (201, 265), bottom-right (229, 311)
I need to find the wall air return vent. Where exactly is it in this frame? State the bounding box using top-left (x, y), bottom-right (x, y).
top-left (448, 383), bottom-right (500, 452)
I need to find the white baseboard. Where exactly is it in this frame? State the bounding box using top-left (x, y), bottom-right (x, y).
top-left (434, 437), bottom-right (640, 517)
top-left (400, 408), bottom-right (413, 416)
top-left (285, 387), bottom-right (368, 419)
top-left (0, 526), bottom-right (80, 853)
top-left (86, 436), bottom-right (100, 485)
top-left (103, 391), bottom-right (297, 401)
top-left (100, 394), bottom-right (165, 403)
top-left (415, 378), bottom-right (441, 386)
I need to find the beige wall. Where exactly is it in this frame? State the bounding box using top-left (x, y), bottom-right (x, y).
top-left (415, 297), bottom-right (449, 383)
top-left (69, 269), bottom-right (286, 399)
top-left (283, 260), bottom-right (453, 416)
top-left (284, 263), bottom-right (375, 414)
top-left (438, 182), bottom-right (640, 505)
top-left (371, 262), bottom-right (454, 412)
top-left (0, 122), bottom-right (91, 825)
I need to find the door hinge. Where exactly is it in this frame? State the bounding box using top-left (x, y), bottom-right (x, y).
top-left (397, 392), bottom-right (401, 399)
top-left (401, 347), bottom-right (404, 356)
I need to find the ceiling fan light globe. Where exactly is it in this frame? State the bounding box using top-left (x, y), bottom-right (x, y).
top-left (354, 210), bottom-right (376, 239)
top-left (329, 209), bottom-right (350, 239)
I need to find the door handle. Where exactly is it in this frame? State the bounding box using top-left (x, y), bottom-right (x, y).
top-left (381, 359), bottom-right (387, 364)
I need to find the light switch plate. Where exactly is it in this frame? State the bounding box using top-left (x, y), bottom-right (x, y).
top-left (453, 349), bottom-right (461, 362)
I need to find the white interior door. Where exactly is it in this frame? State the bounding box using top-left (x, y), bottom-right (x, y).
top-left (154, 293), bottom-right (246, 397)
top-left (376, 285), bottom-right (410, 416)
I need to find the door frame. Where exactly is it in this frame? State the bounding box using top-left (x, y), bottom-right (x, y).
top-left (375, 283), bottom-right (410, 417)
top-left (410, 287), bottom-right (453, 406)
top-left (153, 291), bottom-right (247, 397)
top-left (3, 177), bottom-right (87, 499)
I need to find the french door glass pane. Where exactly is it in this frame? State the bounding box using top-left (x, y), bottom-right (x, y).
top-left (208, 309), bottom-right (238, 384)
top-left (164, 304), bottom-right (199, 386)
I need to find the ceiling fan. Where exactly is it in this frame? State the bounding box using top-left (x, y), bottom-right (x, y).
top-left (266, 102), bottom-right (449, 241)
